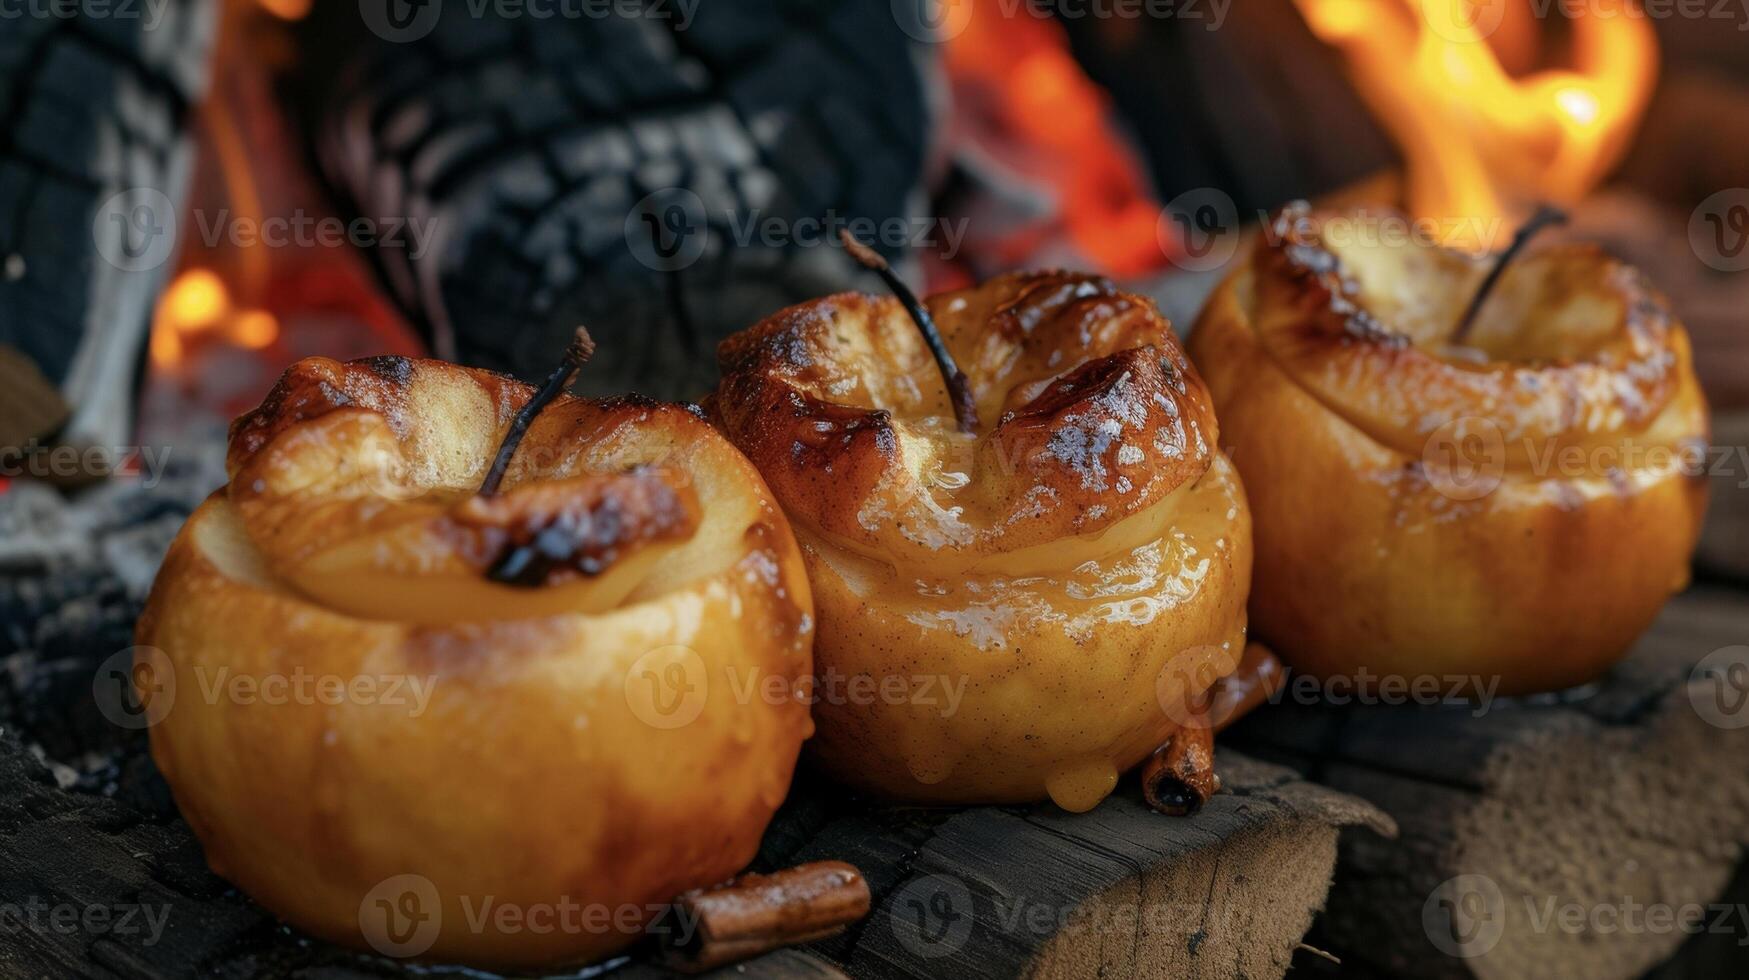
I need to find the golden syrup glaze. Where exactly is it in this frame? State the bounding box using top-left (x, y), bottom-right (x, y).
top-left (715, 271), bottom-right (1220, 568)
top-left (135, 354), bottom-right (818, 967)
top-left (228, 356), bottom-right (738, 623)
top-left (1249, 203), bottom-right (1700, 471)
top-left (714, 273), bottom-right (1254, 808)
top-left (1186, 205), bottom-right (1710, 696)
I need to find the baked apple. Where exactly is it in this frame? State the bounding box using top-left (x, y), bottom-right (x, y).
top-left (134, 349), bottom-right (814, 969)
top-left (713, 253), bottom-right (1256, 812)
top-left (1187, 204), bottom-right (1709, 695)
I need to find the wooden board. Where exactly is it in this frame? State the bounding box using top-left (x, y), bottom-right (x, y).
top-left (1225, 585), bottom-right (1749, 980)
top-left (0, 729), bottom-right (1387, 980)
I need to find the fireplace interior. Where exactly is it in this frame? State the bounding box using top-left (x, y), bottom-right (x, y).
top-left (1, 1), bottom-right (1747, 977)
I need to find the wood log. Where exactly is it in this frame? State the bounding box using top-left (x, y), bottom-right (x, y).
top-left (0, 468), bottom-right (1392, 979)
top-left (0, 719), bottom-right (1388, 979)
top-left (1224, 585), bottom-right (1749, 980)
top-left (748, 755), bottom-right (1391, 980)
top-left (0, 2), bottom-right (216, 454)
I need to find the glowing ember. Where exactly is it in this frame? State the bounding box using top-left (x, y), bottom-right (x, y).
top-left (1293, 0), bottom-right (1658, 248)
top-left (149, 269), bottom-right (281, 371)
top-left (942, 0), bottom-right (1168, 277)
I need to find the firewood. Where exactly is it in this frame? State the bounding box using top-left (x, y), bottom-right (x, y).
top-left (1226, 586), bottom-right (1749, 980)
top-left (0, 7), bottom-right (215, 456)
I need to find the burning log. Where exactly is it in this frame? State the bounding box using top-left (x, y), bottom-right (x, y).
top-left (278, 2), bottom-right (933, 399)
top-left (0, 3), bottom-right (216, 457)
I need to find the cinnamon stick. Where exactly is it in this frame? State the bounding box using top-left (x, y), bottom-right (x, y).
top-left (1142, 712), bottom-right (1219, 817)
top-left (655, 860), bottom-right (871, 973)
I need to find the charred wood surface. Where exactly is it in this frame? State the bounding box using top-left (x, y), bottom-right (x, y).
top-left (0, 2), bottom-right (215, 451)
top-left (1226, 586), bottom-right (1749, 980)
top-left (280, 1), bottom-right (932, 401)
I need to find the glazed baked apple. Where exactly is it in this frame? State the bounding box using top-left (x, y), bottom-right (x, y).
top-left (713, 262), bottom-right (1256, 812)
top-left (135, 352), bottom-right (814, 969)
top-left (1187, 204), bottom-right (1709, 695)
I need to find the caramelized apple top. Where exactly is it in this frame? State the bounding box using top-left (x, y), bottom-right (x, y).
top-left (1242, 204), bottom-right (1699, 464)
top-left (715, 271), bottom-right (1219, 563)
top-left (223, 357), bottom-right (742, 621)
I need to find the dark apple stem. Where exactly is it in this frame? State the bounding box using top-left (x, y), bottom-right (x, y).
top-left (478, 325), bottom-right (596, 496)
top-left (839, 229), bottom-right (978, 433)
top-left (1452, 204), bottom-right (1569, 344)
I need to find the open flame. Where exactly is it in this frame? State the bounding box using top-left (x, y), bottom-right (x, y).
top-left (1294, 0), bottom-right (1658, 246)
top-left (941, 0), bottom-right (1169, 279)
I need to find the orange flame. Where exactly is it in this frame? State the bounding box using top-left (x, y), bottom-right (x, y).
top-left (150, 269), bottom-right (280, 371)
top-left (944, 0), bottom-right (1167, 277)
top-left (1294, 0), bottom-right (1657, 247)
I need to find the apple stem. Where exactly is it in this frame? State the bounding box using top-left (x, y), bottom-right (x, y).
top-left (478, 325), bottom-right (596, 497)
top-left (839, 229), bottom-right (979, 433)
top-left (1452, 204), bottom-right (1569, 344)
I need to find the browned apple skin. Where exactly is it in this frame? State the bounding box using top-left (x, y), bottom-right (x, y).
top-left (135, 357), bottom-right (814, 970)
top-left (1187, 207), bottom-right (1709, 695)
top-left (715, 272), bottom-right (1253, 810)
